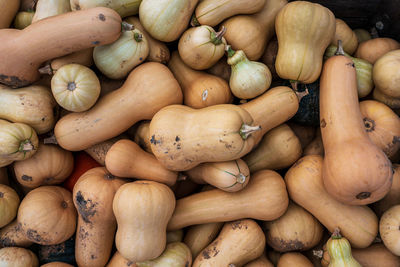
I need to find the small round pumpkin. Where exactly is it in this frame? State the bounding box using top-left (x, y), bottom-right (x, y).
top-left (17, 186), bottom-right (77, 245)
top-left (0, 184), bottom-right (20, 228)
top-left (51, 63), bottom-right (101, 112)
top-left (0, 247), bottom-right (38, 267)
top-left (379, 205), bottom-right (400, 256)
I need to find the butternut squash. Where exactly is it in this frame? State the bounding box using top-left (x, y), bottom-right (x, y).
top-left (320, 43), bottom-right (393, 205)
top-left (264, 202), bottom-right (323, 252)
top-left (206, 58), bottom-right (231, 82)
top-left (73, 167), bottom-right (126, 267)
top-left (0, 7), bottom-right (122, 88)
top-left (105, 139), bottom-right (178, 186)
top-left (373, 49), bottom-right (400, 98)
top-left (379, 205), bottom-right (400, 256)
top-left (0, 220), bottom-right (33, 248)
top-left (106, 251), bottom-right (133, 267)
top-left (185, 159), bottom-right (250, 192)
top-left (124, 16), bottom-right (170, 64)
top-left (168, 169), bottom-right (288, 230)
top-left (0, 185), bottom-right (20, 228)
top-left (0, 85), bottom-right (57, 134)
top-left (373, 88), bottom-right (400, 109)
top-left (220, 0), bottom-right (287, 61)
top-left (32, 0), bottom-right (71, 23)
top-left (54, 62), bottom-right (183, 151)
top-left (113, 180), bottom-right (176, 262)
top-left (372, 164), bottom-right (400, 217)
top-left (277, 252), bottom-right (313, 267)
top-left (41, 263), bottom-right (74, 267)
top-left (139, 0), bottom-right (199, 42)
top-left (149, 104), bottom-right (259, 171)
top-left (244, 124), bottom-right (302, 172)
top-left (168, 51), bottom-right (233, 109)
top-left (183, 222), bottom-right (224, 259)
top-left (331, 19), bottom-right (358, 55)
top-left (13, 144), bottom-right (73, 189)
top-left (193, 219), bottom-right (265, 267)
top-left (14, 11), bottom-right (34, 29)
top-left (70, 0), bottom-right (141, 17)
top-left (275, 1), bottom-right (335, 83)
top-left (240, 86), bottom-right (299, 145)
top-left (360, 100), bottom-right (400, 159)
top-left (354, 29), bottom-right (371, 43)
top-left (303, 128), bottom-right (324, 156)
top-left (0, 0), bottom-right (20, 29)
top-left (136, 242), bottom-right (192, 267)
top-left (284, 155), bottom-right (378, 248)
top-left (325, 229), bottom-right (361, 267)
top-left (194, 0), bottom-right (266, 27)
top-left (178, 25), bottom-right (227, 70)
top-left (244, 255), bottom-right (274, 267)
top-left (355, 37), bottom-right (400, 64)
top-left (0, 247), bottom-right (38, 267)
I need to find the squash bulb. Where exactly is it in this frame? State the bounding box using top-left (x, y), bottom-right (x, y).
top-left (326, 228), bottom-right (361, 267)
top-left (94, 27), bottom-right (149, 79)
top-left (136, 242), bottom-right (192, 267)
top-left (226, 45), bottom-right (272, 99)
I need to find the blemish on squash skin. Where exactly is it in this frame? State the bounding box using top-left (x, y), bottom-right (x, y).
top-left (92, 41), bottom-right (100, 45)
top-left (270, 237), bottom-right (306, 252)
top-left (26, 228), bottom-right (48, 244)
top-left (320, 119), bottom-right (326, 128)
top-left (0, 74), bottom-right (30, 88)
top-left (98, 14), bottom-right (106, 21)
top-left (202, 241), bottom-right (220, 259)
top-left (0, 236), bottom-right (15, 247)
top-left (0, 192), bottom-right (3, 198)
top-left (231, 221), bottom-right (248, 230)
top-left (150, 135), bottom-right (161, 145)
top-left (75, 191), bottom-right (97, 223)
top-left (21, 175), bottom-right (32, 181)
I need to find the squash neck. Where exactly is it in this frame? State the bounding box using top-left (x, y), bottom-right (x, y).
top-left (168, 52), bottom-right (200, 87)
top-left (226, 47), bottom-right (249, 66)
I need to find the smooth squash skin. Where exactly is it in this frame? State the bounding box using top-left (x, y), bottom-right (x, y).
top-left (32, 0), bottom-right (71, 23)
top-left (0, 7), bottom-right (122, 88)
top-left (275, 1), bottom-right (335, 83)
top-left (303, 129), bottom-right (324, 156)
top-left (167, 169), bottom-right (289, 230)
top-left (0, 85), bottom-right (57, 134)
top-left (0, 185), bottom-right (20, 228)
top-left (41, 263), bottom-right (74, 267)
top-left (355, 37), bottom-right (400, 64)
top-left (373, 49), bottom-right (400, 98)
top-left (149, 104), bottom-right (259, 171)
top-left (139, 0), bottom-right (199, 42)
top-left (379, 205), bottom-right (400, 256)
top-left (168, 51), bottom-right (233, 109)
top-left (244, 255), bottom-right (274, 267)
top-left (73, 167), bottom-right (126, 267)
top-left (194, 0), bottom-right (266, 27)
top-left (136, 242), bottom-right (192, 267)
top-left (54, 62), bottom-right (183, 151)
top-left (105, 139), bottom-right (178, 186)
top-left (277, 253), bottom-right (313, 267)
top-left (106, 251), bottom-right (133, 267)
top-left (284, 155), bottom-right (378, 248)
top-left (193, 219), bottom-right (266, 267)
top-left (240, 86), bottom-right (299, 145)
top-left (70, 0), bottom-right (142, 17)
top-left (14, 11), bottom-right (34, 29)
top-left (0, 247), bottom-right (38, 267)
top-left (320, 46), bottom-right (393, 205)
top-left (0, 0), bottom-right (20, 29)
top-left (373, 88), bottom-right (400, 109)
top-left (220, 0), bottom-right (287, 61)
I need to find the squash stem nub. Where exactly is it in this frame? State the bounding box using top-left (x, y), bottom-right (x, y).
top-left (211, 26), bottom-right (226, 45)
top-left (38, 63), bottom-right (53, 75)
top-left (225, 45), bottom-right (236, 58)
top-left (191, 14), bottom-right (200, 27)
top-left (331, 227), bottom-right (342, 239)
top-left (335, 40), bottom-right (345, 56)
top-left (19, 140), bottom-right (34, 153)
top-left (134, 32), bottom-right (143, 42)
top-left (121, 21), bottom-right (134, 32)
top-left (240, 124), bottom-right (261, 139)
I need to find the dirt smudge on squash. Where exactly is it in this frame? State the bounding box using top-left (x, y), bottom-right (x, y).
top-left (231, 221), bottom-right (247, 230)
top-left (185, 262), bottom-right (189, 267)
top-left (0, 192), bottom-right (3, 198)
top-left (150, 135), bottom-right (161, 145)
top-left (26, 228), bottom-right (48, 244)
top-left (75, 191), bottom-right (97, 223)
top-left (202, 241), bottom-right (220, 259)
top-left (0, 74), bottom-right (30, 88)
top-left (0, 236), bottom-right (15, 247)
top-left (98, 13), bottom-right (106, 21)
top-left (270, 237), bottom-right (306, 251)
top-left (92, 41), bottom-right (100, 45)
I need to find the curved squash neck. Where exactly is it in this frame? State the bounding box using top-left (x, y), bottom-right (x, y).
top-left (253, 0), bottom-right (287, 29)
top-left (168, 52), bottom-right (203, 88)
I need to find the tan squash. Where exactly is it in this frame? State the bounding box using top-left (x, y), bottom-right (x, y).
top-left (354, 29), bottom-right (371, 43)
top-left (17, 186), bottom-right (77, 245)
top-left (185, 159), bottom-right (250, 192)
top-left (372, 164), bottom-right (400, 217)
top-left (183, 222), bottom-right (224, 259)
top-left (0, 220), bottom-right (33, 248)
top-left (13, 144), bottom-right (73, 189)
top-left (139, 0), bottom-right (198, 42)
top-left (55, 62), bottom-right (183, 151)
top-left (178, 26), bottom-right (227, 70)
top-left (0, 0), bottom-right (20, 29)
top-left (149, 104), bottom-right (260, 171)
top-left (244, 254), bottom-right (274, 267)
top-left (32, 0), bottom-right (71, 23)
top-left (303, 128), bottom-right (324, 156)
top-left (0, 119), bottom-right (39, 166)
top-left (261, 38), bottom-right (279, 78)
top-left (240, 86), bottom-right (300, 145)
top-left (106, 251), bottom-right (134, 267)
top-left (166, 230), bottom-right (184, 244)
top-left (14, 11), bottom-right (34, 29)
top-left (320, 43), bottom-right (393, 205)
top-left (264, 202), bottom-right (323, 252)
top-left (0, 247), bottom-right (38, 267)
top-left (288, 123), bottom-right (316, 149)
top-left (193, 219), bottom-right (266, 267)
top-left (275, 1), bottom-right (335, 83)
top-left (84, 134), bottom-right (127, 166)
top-left (355, 37), bottom-right (400, 64)
top-left (124, 16), bottom-right (170, 64)
top-left (277, 252), bottom-right (313, 267)
top-left (244, 124), bottom-right (302, 172)
top-left (0, 7), bottom-right (122, 88)
top-left (373, 49), bottom-right (400, 98)
top-left (168, 51), bottom-right (233, 108)
top-left (113, 180), bottom-right (176, 262)
top-left (373, 88), bottom-right (400, 109)
top-left (0, 167), bottom-right (9, 185)
top-left (0, 85), bottom-right (57, 134)
top-left (360, 100), bottom-right (400, 159)
top-left (331, 19), bottom-right (358, 55)
top-left (136, 242), bottom-right (192, 267)
top-left (324, 229), bottom-right (362, 267)
top-left (379, 205), bottom-right (400, 256)
top-left (70, 0), bottom-right (141, 17)
top-left (194, 0), bottom-right (266, 27)
top-left (131, 121), bottom-right (152, 153)
top-left (168, 169), bottom-right (288, 230)
top-left (73, 167), bottom-right (125, 267)
top-left (284, 155), bottom-right (378, 248)
top-left (220, 0), bottom-right (287, 61)
top-left (0, 185), bottom-right (20, 228)
top-left (206, 58), bottom-right (231, 82)
top-left (105, 139), bottom-right (178, 186)
top-left (41, 262), bottom-right (74, 267)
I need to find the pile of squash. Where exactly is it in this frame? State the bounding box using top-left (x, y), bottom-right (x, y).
top-left (1, 0), bottom-right (400, 266)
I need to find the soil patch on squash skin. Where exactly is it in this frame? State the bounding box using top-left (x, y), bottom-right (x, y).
top-left (202, 241), bottom-right (220, 259)
top-left (0, 236), bottom-right (15, 247)
top-left (39, 241), bottom-right (66, 259)
top-left (0, 74), bottom-right (30, 88)
top-left (75, 191), bottom-right (97, 223)
top-left (26, 228), bottom-right (49, 244)
top-left (270, 237), bottom-right (306, 252)
top-left (231, 221), bottom-right (248, 230)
